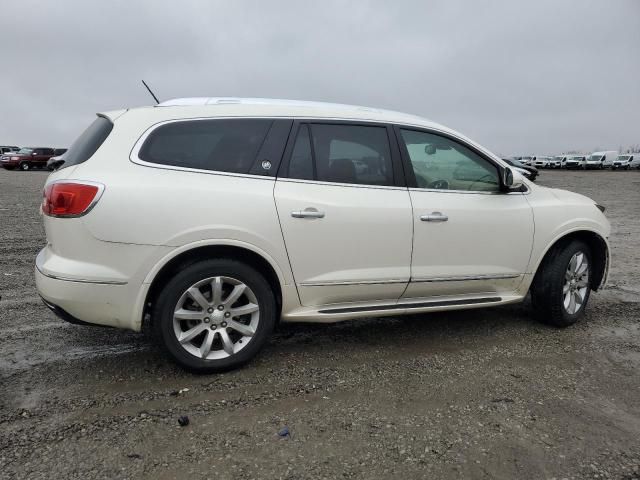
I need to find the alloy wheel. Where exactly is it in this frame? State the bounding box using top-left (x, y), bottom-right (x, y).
top-left (563, 252), bottom-right (589, 315)
top-left (172, 276), bottom-right (260, 360)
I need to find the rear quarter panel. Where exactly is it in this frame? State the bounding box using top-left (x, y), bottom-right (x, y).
top-left (71, 108), bottom-right (295, 287)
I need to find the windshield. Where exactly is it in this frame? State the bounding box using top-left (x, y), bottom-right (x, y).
top-left (618, 155), bottom-right (631, 161)
top-left (589, 155), bottom-right (603, 162)
top-left (17, 148), bottom-right (33, 155)
top-left (553, 156), bottom-right (564, 161)
top-left (568, 156), bottom-right (585, 161)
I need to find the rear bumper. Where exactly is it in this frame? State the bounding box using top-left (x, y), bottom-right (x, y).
top-left (40, 297), bottom-right (113, 328)
top-left (35, 249), bottom-right (142, 331)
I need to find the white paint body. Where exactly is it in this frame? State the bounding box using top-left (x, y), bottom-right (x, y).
top-left (612, 153), bottom-right (639, 169)
top-left (35, 98), bottom-right (611, 331)
top-left (548, 156), bottom-right (567, 168)
top-left (533, 156), bottom-right (552, 168)
top-left (586, 150), bottom-right (618, 169)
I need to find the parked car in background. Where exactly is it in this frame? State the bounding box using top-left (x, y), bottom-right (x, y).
top-left (47, 155), bottom-right (65, 171)
top-left (503, 158), bottom-right (538, 181)
top-left (585, 151), bottom-right (617, 169)
top-left (47, 149), bottom-right (69, 171)
top-left (533, 156), bottom-right (552, 168)
top-left (565, 155), bottom-right (587, 169)
top-left (0, 147), bottom-right (56, 170)
top-left (612, 153), bottom-right (639, 170)
top-left (0, 146), bottom-right (19, 154)
top-left (548, 155), bottom-right (567, 169)
top-left (36, 97), bottom-right (610, 372)
top-left (519, 156), bottom-right (534, 165)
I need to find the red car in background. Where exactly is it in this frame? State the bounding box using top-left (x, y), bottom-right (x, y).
top-left (1, 147), bottom-right (56, 170)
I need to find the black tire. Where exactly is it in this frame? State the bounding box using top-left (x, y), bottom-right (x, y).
top-left (20, 162), bottom-right (30, 171)
top-left (152, 258), bottom-right (277, 373)
top-left (530, 240), bottom-right (592, 327)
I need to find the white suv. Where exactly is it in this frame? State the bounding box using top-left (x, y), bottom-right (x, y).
top-left (36, 98), bottom-right (611, 372)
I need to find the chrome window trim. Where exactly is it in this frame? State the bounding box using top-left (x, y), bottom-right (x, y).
top-left (408, 186), bottom-right (529, 195)
top-left (129, 116), bottom-right (284, 180)
top-left (129, 115), bottom-right (529, 195)
top-left (276, 177), bottom-right (408, 191)
top-left (129, 115), bottom-right (399, 179)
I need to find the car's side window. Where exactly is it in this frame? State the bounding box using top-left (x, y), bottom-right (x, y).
top-left (399, 129), bottom-right (499, 192)
top-left (286, 123), bottom-right (394, 187)
top-left (138, 119), bottom-right (273, 174)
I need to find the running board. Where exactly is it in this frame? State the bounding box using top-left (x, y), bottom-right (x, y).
top-left (318, 296), bottom-right (502, 315)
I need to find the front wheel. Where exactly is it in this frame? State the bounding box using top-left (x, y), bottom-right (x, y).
top-left (531, 240), bottom-right (592, 327)
top-left (152, 259), bottom-right (277, 373)
top-left (20, 162), bottom-right (30, 171)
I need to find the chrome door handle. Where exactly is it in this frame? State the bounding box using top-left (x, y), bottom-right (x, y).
top-left (420, 212), bottom-right (448, 222)
top-left (291, 208), bottom-right (325, 219)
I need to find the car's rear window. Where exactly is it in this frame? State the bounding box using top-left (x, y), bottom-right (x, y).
top-left (138, 118), bottom-right (273, 174)
top-left (62, 116), bottom-right (113, 168)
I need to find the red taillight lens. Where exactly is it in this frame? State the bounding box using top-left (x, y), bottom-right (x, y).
top-left (42, 182), bottom-right (102, 217)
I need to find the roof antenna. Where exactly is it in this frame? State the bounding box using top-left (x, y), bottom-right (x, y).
top-left (141, 79), bottom-right (160, 104)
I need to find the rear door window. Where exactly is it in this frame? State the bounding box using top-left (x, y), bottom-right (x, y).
top-left (138, 118), bottom-right (273, 174)
top-left (284, 123), bottom-right (394, 186)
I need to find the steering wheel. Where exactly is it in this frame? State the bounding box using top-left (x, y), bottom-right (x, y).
top-left (467, 174), bottom-right (494, 191)
top-left (428, 179), bottom-right (449, 190)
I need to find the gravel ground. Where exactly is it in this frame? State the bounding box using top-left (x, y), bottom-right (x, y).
top-left (1, 167), bottom-right (639, 480)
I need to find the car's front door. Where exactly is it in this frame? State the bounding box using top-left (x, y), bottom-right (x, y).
top-left (274, 121), bottom-right (412, 307)
top-left (395, 126), bottom-right (534, 299)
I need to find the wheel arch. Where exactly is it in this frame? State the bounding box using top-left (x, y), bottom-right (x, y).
top-left (142, 242), bottom-right (285, 329)
top-left (531, 229), bottom-right (609, 291)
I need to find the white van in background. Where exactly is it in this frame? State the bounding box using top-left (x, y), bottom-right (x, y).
top-left (534, 156), bottom-right (553, 168)
top-left (520, 156), bottom-right (534, 165)
top-left (585, 151), bottom-right (617, 169)
top-left (612, 153), bottom-right (640, 170)
top-left (565, 155), bottom-right (588, 169)
top-left (549, 155), bottom-right (567, 168)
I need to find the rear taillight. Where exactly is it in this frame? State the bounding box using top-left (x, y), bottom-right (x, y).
top-left (42, 182), bottom-right (103, 217)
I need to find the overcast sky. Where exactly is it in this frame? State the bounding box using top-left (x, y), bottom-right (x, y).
top-left (1, 0), bottom-right (638, 155)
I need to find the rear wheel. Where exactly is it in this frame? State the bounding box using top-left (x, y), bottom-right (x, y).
top-left (153, 258), bottom-right (277, 373)
top-left (20, 162), bottom-right (30, 171)
top-left (531, 240), bottom-right (592, 327)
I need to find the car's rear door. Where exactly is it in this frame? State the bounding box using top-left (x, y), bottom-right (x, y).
top-left (395, 126), bottom-right (534, 299)
top-left (274, 121), bottom-right (412, 307)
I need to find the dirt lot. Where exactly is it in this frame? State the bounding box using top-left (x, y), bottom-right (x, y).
top-left (1, 167), bottom-right (639, 480)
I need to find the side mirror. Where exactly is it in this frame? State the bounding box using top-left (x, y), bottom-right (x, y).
top-left (501, 166), bottom-right (524, 192)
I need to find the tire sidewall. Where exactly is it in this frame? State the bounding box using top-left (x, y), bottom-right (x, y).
top-left (546, 241), bottom-right (593, 325)
top-left (153, 259), bottom-right (276, 373)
